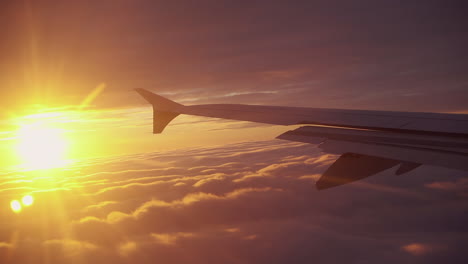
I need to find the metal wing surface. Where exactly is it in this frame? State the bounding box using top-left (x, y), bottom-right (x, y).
top-left (136, 88), bottom-right (468, 189)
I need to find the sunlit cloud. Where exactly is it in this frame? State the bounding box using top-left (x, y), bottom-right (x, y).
top-left (401, 243), bottom-right (443, 256)
top-left (151, 232), bottom-right (195, 246)
top-left (43, 239), bottom-right (99, 257)
top-left (0, 242), bottom-right (13, 249)
top-left (117, 241), bottom-right (137, 257)
top-left (0, 139), bottom-right (467, 263)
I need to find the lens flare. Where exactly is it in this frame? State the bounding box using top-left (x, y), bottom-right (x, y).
top-left (10, 200), bottom-right (22, 213)
top-left (22, 195), bottom-right (34, 206)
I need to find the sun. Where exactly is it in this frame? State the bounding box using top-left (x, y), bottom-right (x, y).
top-left (16, 123), bottom-right (69, 170)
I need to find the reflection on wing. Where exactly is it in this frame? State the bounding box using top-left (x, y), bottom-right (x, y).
top-left (136, 88), bottom-right (468, 190)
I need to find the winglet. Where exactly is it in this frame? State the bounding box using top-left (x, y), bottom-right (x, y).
top-left (135, 88), bottom-right (183, 134)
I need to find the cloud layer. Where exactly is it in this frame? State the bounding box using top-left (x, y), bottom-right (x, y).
top-left (1, 139), bottom-right (467, 263)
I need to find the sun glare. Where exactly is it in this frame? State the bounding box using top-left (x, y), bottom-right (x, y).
top-left (16, 123), bottom-right (69, 170)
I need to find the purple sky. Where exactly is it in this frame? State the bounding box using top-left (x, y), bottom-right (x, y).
top-left (1, 1), bottom-right (467, 263)
top-left (1, 0), bottom-right (467, 113)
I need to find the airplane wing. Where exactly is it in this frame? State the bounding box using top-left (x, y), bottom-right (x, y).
top-left (136, 88), bottom-right (468, 190)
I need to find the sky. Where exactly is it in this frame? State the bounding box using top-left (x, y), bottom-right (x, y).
top-left (0, 0), bottom-right (467, 263)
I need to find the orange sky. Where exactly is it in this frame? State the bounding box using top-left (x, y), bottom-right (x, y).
top-left (0, 103), bottom-right (290, 168)
top-left (1, 0), bottom-right (467, 166)
top-left (1, 1), bottom-right (467, 263)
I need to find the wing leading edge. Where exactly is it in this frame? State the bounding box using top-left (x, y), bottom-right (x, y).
top-left (136, 88), bottom-right (468, 190)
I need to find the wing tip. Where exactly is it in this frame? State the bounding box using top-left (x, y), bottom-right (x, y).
top-left (135, 88), bottom-right (183, 110)
top-left (135, 88), bottom-right (183, 134)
